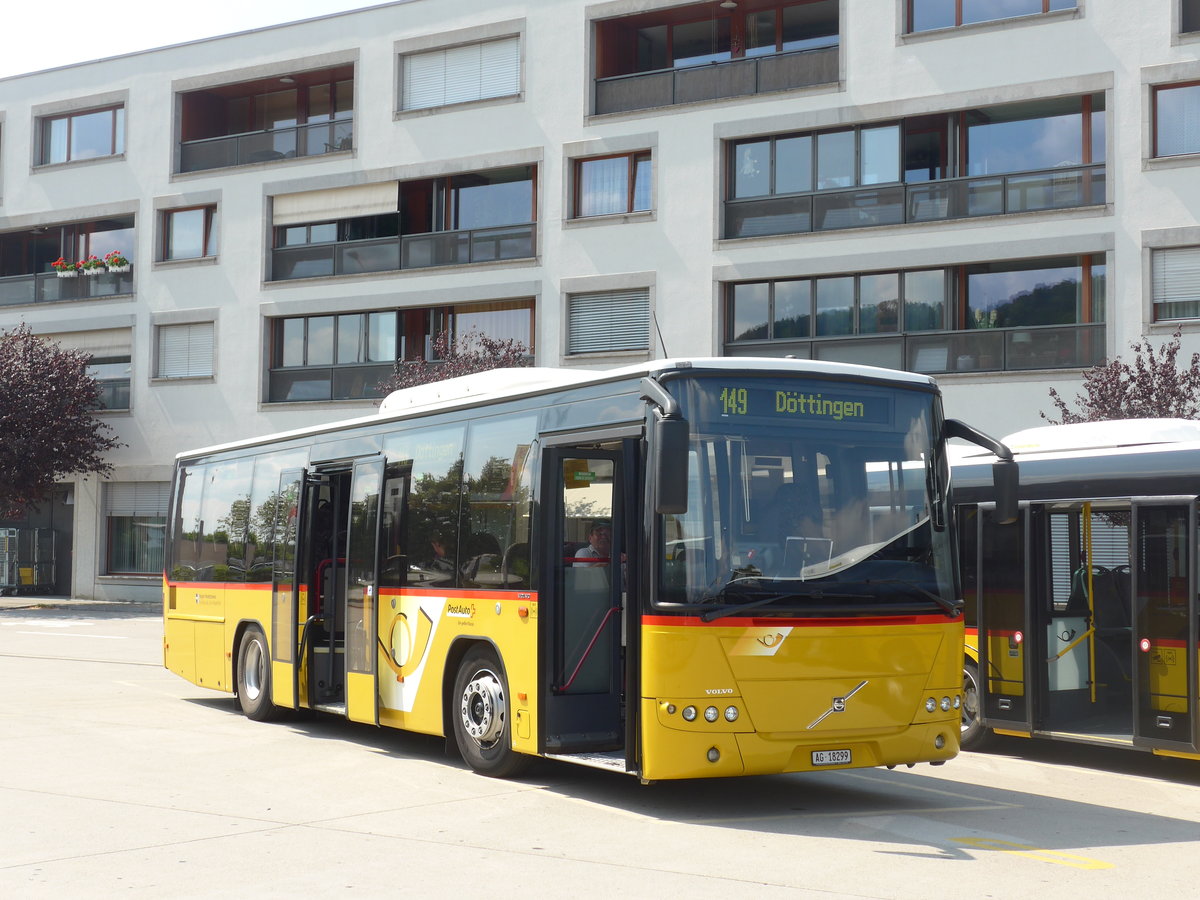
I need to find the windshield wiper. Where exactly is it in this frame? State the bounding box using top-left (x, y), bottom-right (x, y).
top-left (699, 587), bottom-right (872, 623)
top-left (832, 578), bottom-right (962, 618)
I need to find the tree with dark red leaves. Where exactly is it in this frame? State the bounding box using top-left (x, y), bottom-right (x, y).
top-left (377, 328), bottom-right (530, 394)
top-left (1043, 329), bottom-right (1200, 424)
top-left (0, 324), bottom-right (122, 518)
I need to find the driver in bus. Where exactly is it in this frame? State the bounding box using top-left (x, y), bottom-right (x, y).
top-left (574, 522), bottom-right (612, 567)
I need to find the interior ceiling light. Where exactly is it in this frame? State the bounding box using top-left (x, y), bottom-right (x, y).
top-left (720, 0), bottom-right (738, 8)
top-left (279, 75), bottom-right (295, 84)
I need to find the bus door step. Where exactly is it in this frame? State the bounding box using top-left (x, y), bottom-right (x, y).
top-left (545, 750), bottom-right (627, 773)
top-left (312, 702), bottom-right (347, 716)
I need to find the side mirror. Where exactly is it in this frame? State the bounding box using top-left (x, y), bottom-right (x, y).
top-left (992, 458), bottom-right (1019, 525)
top-left (653, 415), bottom-right (689, 515)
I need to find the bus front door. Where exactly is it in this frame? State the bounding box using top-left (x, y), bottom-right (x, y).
top-left (344, 457), bottom-right (385, 726)
top-left (978, 505), bottom-right (1034, 734)
top-left (541, 447), bottom-right (625, 753)
top-left (1130, 498), bottom-right (1198, 752)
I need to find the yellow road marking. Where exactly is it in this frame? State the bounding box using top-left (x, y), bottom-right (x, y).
top-left (954, 837), bottom-right (1113, 870)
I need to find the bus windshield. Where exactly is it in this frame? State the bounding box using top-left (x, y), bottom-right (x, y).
top-left (659, 374), bottom-right (954, 616)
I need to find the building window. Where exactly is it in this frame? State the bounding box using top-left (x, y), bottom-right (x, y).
top-left (87, 357), bottom-right (132, 410)
top-left (1186, 0), bottom-right (1200, 33)
top-left (567, 289), bottom-right (650, 355)
top-left (104, 482), bottom-right (169, 575)
top-left (401, 36), bottom-right (520, 111)
top-left (271, 166), bottom-right (536, 280)
top-left (573, 152), bottom-right (652, 218)
top-left (178, 68), bottom-right (353, 173)
top-left (162, 206), bottom-right (218, 260)
top-left (39, 106), bottom-right (125, 165)
top-left (724, 255), bottom-right (1105, 373)
top-left (269, 300), bottom-right (533, 402)
top-left (908, 0), bottom-right (1075, 33)
top-left (1154, 83), bottom-right (1200, 158)
top-left (1153, 247), bottom-right (1200, 320)
top-left (726, 94), bottom-right (1104, 238)
top-left (156, 322), bottom-right (214, 378)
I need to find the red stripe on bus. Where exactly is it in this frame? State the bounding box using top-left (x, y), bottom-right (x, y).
top-left (641, 613), bottom-right (959, 628)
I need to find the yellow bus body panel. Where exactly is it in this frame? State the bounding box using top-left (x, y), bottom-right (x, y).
top-left (639, 616), bottom-right (962, 780)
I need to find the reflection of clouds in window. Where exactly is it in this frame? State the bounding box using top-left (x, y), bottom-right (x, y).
top-left (969, 114), bottom-right (1080, 175)
top-left (968, 265), bottom-right (1077, 314)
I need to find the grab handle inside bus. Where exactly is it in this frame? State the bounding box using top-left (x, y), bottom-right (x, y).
top-left (944, 418), bottom-right (1019, 525)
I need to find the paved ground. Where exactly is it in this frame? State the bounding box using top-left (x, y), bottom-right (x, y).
top-left (4, 604), bottom-right (1200, 898)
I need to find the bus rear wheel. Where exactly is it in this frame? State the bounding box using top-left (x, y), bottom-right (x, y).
top-left (236, 627), bottom-right (278, 722)
top-left (452, 648), bottom-right (529, 778)
top-left (960, 660), bottom-right (992, 751)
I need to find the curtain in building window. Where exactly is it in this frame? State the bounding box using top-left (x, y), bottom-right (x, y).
top-left (402, 36), bottom-right (519, 111)
top-left (1153, 247), bottom-right (1200, 320)
top-left (105, 482), bottom-right (169, 575)
top-left (1157, 85), bottom-right (1200, 158)
top-left (157, 322), bottom-right (215, 378)
top-left (579, 157), bottom-right (628, 217)
top-left (568, 289), bottom-right (650, 354)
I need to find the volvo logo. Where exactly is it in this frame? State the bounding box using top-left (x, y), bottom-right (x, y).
top-left (807, 680), bottom-right (868, 729)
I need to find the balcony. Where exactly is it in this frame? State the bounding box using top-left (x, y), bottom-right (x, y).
top-left (180, 120), bottom-right (352, 173)
top-left (595, 46), bottom-right (837, 115)
top-left (725, 163), bottom-right (1105, 239)
top-left (725, 323), bottom-right (1105, 374)
top-left (270, 223), bottom-right (536, 281)
top-left (268, 362), bottom-right (393, 403)
top-left (0, 268), bottom-right (134, 307)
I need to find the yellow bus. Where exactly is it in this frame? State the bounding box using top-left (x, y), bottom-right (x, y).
top-left (954, 419), bottom-right (1200, 760)
top-left (163, 358), bottom-right (1012, 781)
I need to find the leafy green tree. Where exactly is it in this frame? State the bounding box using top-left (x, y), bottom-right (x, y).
top-left (0, 324), bottom-right (122, 517)
top-left (1043, 329), bottom-right (1200, 424)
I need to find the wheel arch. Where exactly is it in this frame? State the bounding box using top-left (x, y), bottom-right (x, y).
top-left (441, 636), bottom-right (506, 740)
top-left (231, 618), bottom-right (269, 699)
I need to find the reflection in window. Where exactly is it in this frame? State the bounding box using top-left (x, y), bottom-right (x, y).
top-left (1155, 83), bottom-right (1200, 158)
top-left (40, 106), bottom-right (125, 164)
top-left (163, 206), bottom-right (218, 260)
top-left (910, 0), bottom-right (1074, 32)
top-left (87, 357), bottom-right (132, 410)
top-left (575, 152), bottom-right (652, 217)
top-left (966, 258), bottom-right (1089, 328)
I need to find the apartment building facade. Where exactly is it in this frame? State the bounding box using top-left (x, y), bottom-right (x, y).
top-left (2, 0), bottom-right (1199, 600)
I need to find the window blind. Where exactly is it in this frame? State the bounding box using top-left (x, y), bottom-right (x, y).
top-left (157, 322), bottom-right (214, 378)
top-left (1153, 247), bottom-right (1200, 319)
top-left (402, 36), bottom-right (519, 111)
top-left (567, 288), bottom-right (650, 354)
top-left (104, 482), bottom-right (170, 517)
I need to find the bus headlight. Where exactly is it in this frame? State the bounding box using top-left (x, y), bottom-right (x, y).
top-left (682, 706), bottom-right (697, 722)
top-left (953, 695), bottom-right (961, 709)
top-left (925, 697), bottom-right (937, 713)
top-left (940, 696), bottom-right (952, 712)
top-left (724, 706), bottom-right (739, 722)
top-left (704, 706), bottom-right (720, 723)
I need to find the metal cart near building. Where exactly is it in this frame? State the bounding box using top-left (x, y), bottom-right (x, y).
top-left (0, 527), bottom-right (56, 595)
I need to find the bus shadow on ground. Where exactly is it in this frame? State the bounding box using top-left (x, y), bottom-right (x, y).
top-left (192, 699), bottom-right (1200, 857)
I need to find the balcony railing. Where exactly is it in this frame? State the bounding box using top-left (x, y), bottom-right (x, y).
top-left (725, 323), bottom-right (1106, 374)
top-left (179, 119), bottom-right (353, 173)
top-left (725, 163), bottom-right (1106, 239)
top-left (595, 45), bottom-right (838, 115)
top-left (270, 223), bottom-right (536, 281)
top-left (268, 363), bottom-right (393, 402)
top-left (0, 268), bottom-right (134, 308)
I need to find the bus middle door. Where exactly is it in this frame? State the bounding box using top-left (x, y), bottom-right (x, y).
top-left (344, 456), bottom-right (385, 726)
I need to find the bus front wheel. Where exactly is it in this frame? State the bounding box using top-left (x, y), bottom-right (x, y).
top-left (960, 660), bottom-right (992, 751)
top-left (236, 627), bottom-right (278, 722)
top-left (452, 648), bottom-right (529, 778)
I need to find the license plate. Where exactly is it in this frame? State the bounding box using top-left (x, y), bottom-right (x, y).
top-left (811, 748), bottom-right (851, 766)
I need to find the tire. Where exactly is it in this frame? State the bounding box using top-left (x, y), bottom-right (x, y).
top-left (960, 659), bottom-right (992, 751)
top-left (452, 647), bottom-right (529, 778)
top-left (236, 627), bottom-right (278, 722)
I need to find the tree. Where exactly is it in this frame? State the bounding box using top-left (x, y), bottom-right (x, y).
top-left (1043, 329), bottom-right (1200, 424)
top-left (377, 328), bottom-right (530, 394)
top-left (0, 324), bottom-right (122, 518)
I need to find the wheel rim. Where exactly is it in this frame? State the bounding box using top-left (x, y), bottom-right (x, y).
top-left (961, 666), bottom-right (980, 735)
top-left (460, 667), bottom-right (506, 748)
top-left (244, 638), bottom-right (266, 702)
